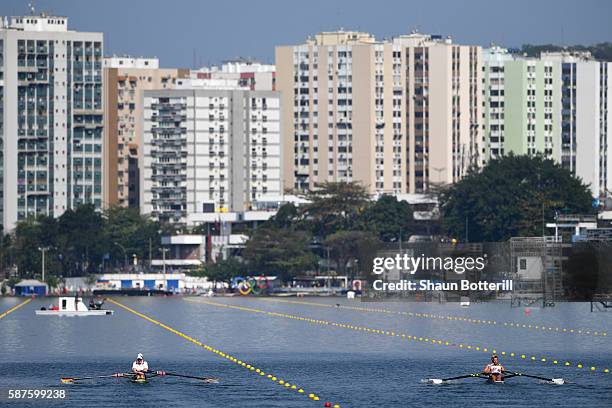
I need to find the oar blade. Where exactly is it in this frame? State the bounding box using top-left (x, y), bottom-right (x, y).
top-left (551, 378), bottom-right (565, 385)
top-left (158, 371), bottom-right (218, 383)
top-left (427, 379), bottom-right (444, 385)
top-left (60, 378), bottom-right (74, 384)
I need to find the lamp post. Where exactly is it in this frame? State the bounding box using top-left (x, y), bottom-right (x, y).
top-left (113, 242), bottom-right (128, 270)
top-left (38, 246), bottom-right (50, 283)
top-left (160, 247), bottom-right (170, 289)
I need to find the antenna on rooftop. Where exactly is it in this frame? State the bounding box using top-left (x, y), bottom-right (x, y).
top-left (561, 26), bottom-right (565, 48)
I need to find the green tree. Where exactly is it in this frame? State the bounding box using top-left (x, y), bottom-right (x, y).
top-left (6, 276), bottom-right (20, 288)
top-left (195, 258), bottom-right (244, 290)
top-left (324, 230), bottom-right (380, 279)
top-left (265, 203), bottom-right (298, 229)
top-left (102, 206), bottom-right (168, 270)
top-left (46, 275), bottom-right (64, 292)
top-left (359, 195), bottom-right (418, 242)
top-left (12, 217), bottom-right (46, 277)
top-left (7, 204), bottom-right (171, 278)
top-left (243, 227), bottom-right (318, 282)
top-left (300, 182), bottom-right (369, 238)
top-left (57, 205), bottom-right (104, 276)
top-left (0, 233), bottom-right (13, 277)
top-left (441, 154), bottom-right (593, 242)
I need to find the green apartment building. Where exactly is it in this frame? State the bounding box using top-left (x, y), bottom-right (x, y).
top-left (483, 47), bottom-right (559, 161)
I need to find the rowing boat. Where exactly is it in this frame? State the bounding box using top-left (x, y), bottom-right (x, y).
top-left (427, 370), bottom-right (564, 385)
top-left (61, 370), bottom-right (218, 384)
top-left (131, 375), bottom-right (148, 384)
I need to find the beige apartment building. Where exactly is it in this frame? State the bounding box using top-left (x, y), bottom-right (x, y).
top-left (276, 31), bottom-right (482, 194)
top-left (103, 57), bottom-right (188, 207)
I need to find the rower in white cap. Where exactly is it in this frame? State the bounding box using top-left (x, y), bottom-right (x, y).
top-left (132, 353), bottom-right (149, 379)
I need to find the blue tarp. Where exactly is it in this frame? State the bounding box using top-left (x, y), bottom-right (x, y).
top-left (15, 285), bottom-right (46, 296)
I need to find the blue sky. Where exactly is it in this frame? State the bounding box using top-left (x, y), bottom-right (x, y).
top-left (2, 0), bottom-right (611, 68)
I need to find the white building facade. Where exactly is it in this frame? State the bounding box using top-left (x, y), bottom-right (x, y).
top-left (192, 60), bottom-right (275, 91)
top-left (0, 15), bottom-right (103, 230)
top-left (540, 52), bottom-right (611, 198)
top-left (141, 81), bottom-right (282, 226)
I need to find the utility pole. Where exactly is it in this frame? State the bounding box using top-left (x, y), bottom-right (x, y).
top-left (398, 226), bottom-right (403, 252)
top-left (38, 246), bottom-right (50, 283)
top-left (160, 247), bottom-right (170, 289)
top-left (114, 242), bottom-right (128, 270)
top-left (149, 237), bottom-right (152, 271)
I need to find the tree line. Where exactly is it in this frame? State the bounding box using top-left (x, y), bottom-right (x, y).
top-left (198, 155), bottom-right (594, 287)
top-left (1, 154), bottom-right (595, 291)
top-left (0, 205), bottom-right (171, 288)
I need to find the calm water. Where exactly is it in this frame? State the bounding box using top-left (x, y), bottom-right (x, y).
top-left (0, 296), bottom-right (611, 407)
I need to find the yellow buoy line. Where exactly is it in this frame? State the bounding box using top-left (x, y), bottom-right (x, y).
top-left (106, 298), bottom-right (341, 408)
top-left (0, 298), bottom-right (32, 320)
top-left (258, 297), bottom-right (608, 337)
top-left (186, 298), bottom-right (611, 376)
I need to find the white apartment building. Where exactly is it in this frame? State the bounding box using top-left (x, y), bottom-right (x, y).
top-left (103, 56), bottom-right (159, 69)
top-left (276, 31), bottom-right (482, 194)
top-left (0, 14), bottom-right (103, 230)
top-left (141, 79), bottom-right (282, 226)
top-left (192, 60), bottom-right (275, 91)
top-left (540, 52), bottom-right (612, 198)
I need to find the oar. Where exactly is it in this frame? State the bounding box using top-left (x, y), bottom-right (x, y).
top-left (155, 370), bottom-right (218, 383)
top-left (61, 373), bottom-right (130, 384)
top-left (502, 370), bottom-right (564, 385)
top-left (427, 373), bottom-right (486, 384)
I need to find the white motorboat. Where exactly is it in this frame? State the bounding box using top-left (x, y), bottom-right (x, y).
top-left (35, 296), bottom-right (113, 316)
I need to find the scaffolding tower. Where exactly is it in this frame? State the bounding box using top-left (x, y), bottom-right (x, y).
top-left (510, 236), bottom-right (566, 307)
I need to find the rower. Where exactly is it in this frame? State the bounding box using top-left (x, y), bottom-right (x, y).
top-left (483, 355), bottom-right (504, 382)
top-left (132, 353), bottom-right (149, 379)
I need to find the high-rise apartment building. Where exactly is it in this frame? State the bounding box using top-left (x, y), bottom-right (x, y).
top-left (141, 79), bottom-right (282, 226)
top-left (482, 47), bottom-right (559, 160)
top-left (0, 14), bottom-right (103, 230)
top-left (103, 56), bottom-right (188, 208)
top-left (398, 34), bottom-right (483, 192)
top-left (482, 48), bottom-right (611, 198)
top-left (541, 52), bottom-right (612, 198)
top-left (276, 31), bottom-right (482, 194)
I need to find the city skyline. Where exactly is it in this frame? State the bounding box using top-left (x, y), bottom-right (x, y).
top-left (1, 5), bottom-right (611, 230)
top-left (1, 0), bottom-right (611, 68)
